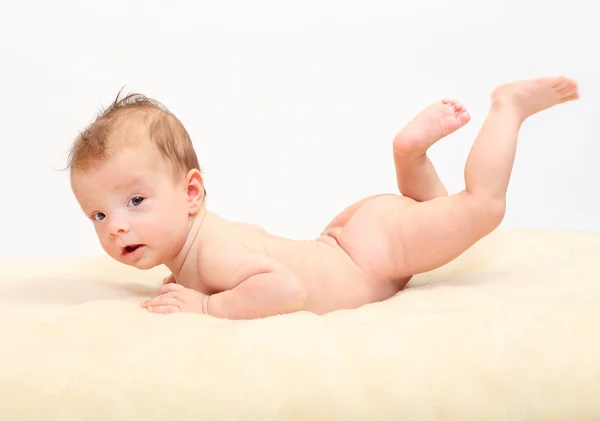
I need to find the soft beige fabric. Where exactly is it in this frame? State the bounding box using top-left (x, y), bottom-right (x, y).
top-left (0, 229), bottom-right (599, 420)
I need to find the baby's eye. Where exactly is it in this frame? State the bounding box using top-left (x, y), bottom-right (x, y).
top-left (128, 196), bottom-right (145, 207)
top-left (92, 212), bottom-right (106, 221)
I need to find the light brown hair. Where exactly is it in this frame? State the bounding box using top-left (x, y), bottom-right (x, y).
top-left (67, 90), bottom-right (202, 185)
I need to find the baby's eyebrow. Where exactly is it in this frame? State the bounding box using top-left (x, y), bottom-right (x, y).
top-left (77, 196), bottom-right (103, 214)
top-left (80, 206), bottom-right (97, 217)
top-left (114, 175), bottom-right (145, 191)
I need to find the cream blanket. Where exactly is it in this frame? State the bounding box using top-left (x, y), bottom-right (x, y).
top-left (0, 229), bottom-right (599, 420)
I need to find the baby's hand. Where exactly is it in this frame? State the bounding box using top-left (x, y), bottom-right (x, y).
top-left (141, 283), bottom-right (208, 314)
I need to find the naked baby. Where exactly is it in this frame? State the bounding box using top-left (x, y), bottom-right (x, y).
top-left (69, 76), bottom-right (579, 319)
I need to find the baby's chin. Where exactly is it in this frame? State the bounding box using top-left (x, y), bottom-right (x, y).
top-left (128, 259), bottom-right (160, 270)
top-left (112, 251), bottom-right (161, 271)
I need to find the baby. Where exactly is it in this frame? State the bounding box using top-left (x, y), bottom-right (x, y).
top-left (69, 76), bottom-right (579, 319)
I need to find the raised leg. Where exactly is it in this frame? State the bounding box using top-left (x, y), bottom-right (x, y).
top-left (323, 100), bottom-right (470, 235)
top-left (390, 76), bottom-right (579, 277)
top-left (393, 99), bottom-right (471, 201)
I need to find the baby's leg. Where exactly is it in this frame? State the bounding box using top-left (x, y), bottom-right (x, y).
top-left (323, 100), bottom-right (470, 235)
top-left (391, 77), bottom-right (578, 277)
top-left (393, 100), bottom-right (471, 201)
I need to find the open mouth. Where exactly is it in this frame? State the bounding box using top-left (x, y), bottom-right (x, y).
top-left (123, 244), bottom-right (143, 255)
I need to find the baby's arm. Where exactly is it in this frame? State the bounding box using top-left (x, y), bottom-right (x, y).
top-left (206, 257), bottom-right (307, 319)
top-left (142, 257), bottom-right (307, 319)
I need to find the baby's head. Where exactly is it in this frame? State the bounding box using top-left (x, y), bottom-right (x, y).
top-left (68, 91), bottom-right (206, 270)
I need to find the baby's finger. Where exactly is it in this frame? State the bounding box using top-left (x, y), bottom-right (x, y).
top-left (157, 282), bottom-right (185, 295)
top-left (142, 295), bottom-right (180, 308)
top-left (146, 305), bottom-right (180, 314)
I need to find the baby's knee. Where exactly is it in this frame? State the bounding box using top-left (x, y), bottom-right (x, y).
top-left (463, 192), bottom-right (506, 233)
top-left (480, 197), bottom-right (506, 232)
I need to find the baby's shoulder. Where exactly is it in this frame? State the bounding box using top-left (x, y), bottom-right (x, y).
top-left (195, 222), bottom-right (271, 290)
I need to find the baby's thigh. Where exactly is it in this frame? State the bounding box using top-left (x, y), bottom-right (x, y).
top-left (328, 194), bottom-right (416, 286)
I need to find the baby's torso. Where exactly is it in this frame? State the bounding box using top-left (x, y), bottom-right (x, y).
top-left (262, 234), bottom-right (381, 313)
top-left (193, 220), bottom-right (396, 314)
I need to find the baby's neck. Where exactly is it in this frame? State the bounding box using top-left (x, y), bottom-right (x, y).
top-left (164, 207), bottom-right (212, 285)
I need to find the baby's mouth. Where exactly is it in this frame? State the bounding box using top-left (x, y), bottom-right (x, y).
top-left (123, 244), bottom-right (143, 255)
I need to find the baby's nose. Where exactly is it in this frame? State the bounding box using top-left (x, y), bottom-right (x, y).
top-left (107, 213), bottom-right (130, 235)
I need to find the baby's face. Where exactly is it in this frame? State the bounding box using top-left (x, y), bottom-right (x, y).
top-left (71, 142), bottom-right (193, 270)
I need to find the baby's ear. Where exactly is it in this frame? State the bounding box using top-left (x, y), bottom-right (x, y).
top-left (184, 169), bottom-right (205, 213)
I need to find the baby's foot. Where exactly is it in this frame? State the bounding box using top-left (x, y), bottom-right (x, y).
top-left (491, 76), bottom-right (579, 120)
top-left (393, 99), bottom-right (471, 159)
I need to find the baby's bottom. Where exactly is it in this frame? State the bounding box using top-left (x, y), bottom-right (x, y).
top-left (324, 76), bottom-right (579, 288)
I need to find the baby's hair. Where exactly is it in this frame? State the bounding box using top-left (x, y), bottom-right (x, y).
top-left (67, 88), bottom-right (204, 192)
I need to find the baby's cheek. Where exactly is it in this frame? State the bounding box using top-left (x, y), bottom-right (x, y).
top-left (99, 238), bottom-right (118, 258)
top-left (94, 227), bottom-right (108, 247)
top-left (145, 206), bottom-right (188, 246)
top-left (153, 219), bottom-right (185, 246)
top-left (93, 224), bottom-right (104, 237)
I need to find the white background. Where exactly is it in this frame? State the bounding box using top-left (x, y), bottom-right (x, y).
top-left (1, 0), bottom-right (598, 259)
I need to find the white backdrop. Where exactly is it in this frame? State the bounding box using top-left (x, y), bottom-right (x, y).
top-left (1, 0), bottom-right (598, 258)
